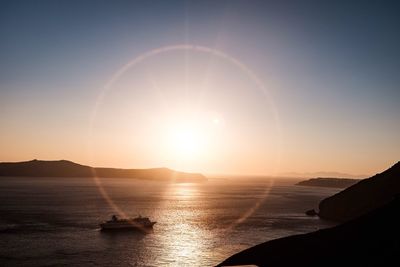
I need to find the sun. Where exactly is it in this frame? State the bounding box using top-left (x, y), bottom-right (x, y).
top-left (168, 124), bottom-right (203, 158)
top-left (162, 112), bottom-right (224, 164)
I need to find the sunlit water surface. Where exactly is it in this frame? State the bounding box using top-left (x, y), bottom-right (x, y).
top-left (0, 177), bottom-right (339, 266)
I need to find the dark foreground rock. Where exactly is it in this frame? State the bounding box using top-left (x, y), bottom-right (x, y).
top-left (319, 161), bottom-right (400, 221)
top-left (216, 196), bottom-right (400, 267)
top-left (305, 209), bottom-right (318, 216)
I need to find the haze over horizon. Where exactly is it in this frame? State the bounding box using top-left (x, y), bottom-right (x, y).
top-left (1, 0), bottom-right (399, 176)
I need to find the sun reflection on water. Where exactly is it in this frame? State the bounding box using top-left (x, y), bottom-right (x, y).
top-left (172, 183), bottom-right (198, 199)
top-left (150, 182), bottom-right (212, 265)
top-left (134, 180), bottom-right (277, 266)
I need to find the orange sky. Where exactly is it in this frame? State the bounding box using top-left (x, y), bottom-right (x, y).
top-left (1, 47), bottom-right (398, 176)
top-left (1, 3), bottom-right (399, 177)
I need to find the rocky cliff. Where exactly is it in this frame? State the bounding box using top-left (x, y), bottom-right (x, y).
top-left (318, 161), bottom-right (400, 221)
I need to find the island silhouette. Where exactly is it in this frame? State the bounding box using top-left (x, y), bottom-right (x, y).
top-left (0, 159), bottom-right (207, 183)
top-left (296, 177), bottom-right (360, 189)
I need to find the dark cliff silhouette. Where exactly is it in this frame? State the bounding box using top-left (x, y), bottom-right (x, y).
top-left (318, 161), bottom-right (400, 221)
top-left (217, 195), bottom-right (400, 267)
top-left (0, 159), bottom-right (207, 182)
top-left (296, 177), bottom-right (360, 188)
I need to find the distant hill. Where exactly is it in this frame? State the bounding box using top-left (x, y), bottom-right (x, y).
top-left (282, 171), bottom-right (365, 179)
top-left (217, 195), bottom-right (400, 267)
top-left (318, 161), bottom-right (400, 222)
top-left (296, 177), bottom-right (360, 188)
top-left (0, 159), bottom-right (207, 183)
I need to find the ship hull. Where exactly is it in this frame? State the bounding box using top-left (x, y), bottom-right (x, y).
top-left (100, 222), bottom-right (156, 232)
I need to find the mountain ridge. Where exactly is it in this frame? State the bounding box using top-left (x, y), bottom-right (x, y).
top-left (0, 159), bottom-right (207, 183)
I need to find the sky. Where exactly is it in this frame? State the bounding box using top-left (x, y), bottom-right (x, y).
top-left (0, 0), bottom-right (399, 176)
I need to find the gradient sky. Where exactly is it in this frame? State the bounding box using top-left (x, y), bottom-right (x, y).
top-left (1, 0), bottom-right (399, 176)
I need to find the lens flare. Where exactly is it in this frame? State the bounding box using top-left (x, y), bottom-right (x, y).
top-left (88, 44), bottom-right (282, 227)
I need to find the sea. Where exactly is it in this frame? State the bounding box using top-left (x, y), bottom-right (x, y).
top-left (0, 177), bottom-right (340, 266)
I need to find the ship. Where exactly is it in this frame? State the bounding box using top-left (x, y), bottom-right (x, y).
top-left (100, 215), bottom-right (156, 231)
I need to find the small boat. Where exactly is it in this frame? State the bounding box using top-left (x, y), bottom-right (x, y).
top-left (100, 215), bottom-right (156, 231)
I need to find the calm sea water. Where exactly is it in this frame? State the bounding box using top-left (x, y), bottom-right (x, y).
top-left (0, 177), bottom-right (339, 266)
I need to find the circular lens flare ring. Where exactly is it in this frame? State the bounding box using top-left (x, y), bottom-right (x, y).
top-left (88, 44), bottom-right (283, 229)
